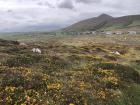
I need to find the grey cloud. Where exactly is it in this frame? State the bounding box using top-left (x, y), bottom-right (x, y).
top-left (75, 0), bottom-right (102, 4)
top-left (37, 1), bottom-right (54, 8)
top-left (58, 0), bottom-right (74, 9)
top-left (7, 10), bottom-right (13, 13)
top-left (0, 0), bottom-right (140, 32)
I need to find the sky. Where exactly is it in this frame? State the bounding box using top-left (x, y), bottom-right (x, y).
top-left (0, 0), bottom-right (140, 32)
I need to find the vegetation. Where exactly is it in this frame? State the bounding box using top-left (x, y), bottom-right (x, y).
top-left (64, 14), bottom-right (140, 32)
top-left (0, 35), bottom-right (140, 105)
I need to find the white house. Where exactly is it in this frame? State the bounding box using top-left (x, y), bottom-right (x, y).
top-left (91, 31), bottom-right (96, 34)
top-left (115, 31), bottom-right (122, 35)
top-left (128, 31), bottom-right (137, 35)
top-left (83, 31), bottom-right (92, 35)
top-left (105, 31), bottom-right (112, 35)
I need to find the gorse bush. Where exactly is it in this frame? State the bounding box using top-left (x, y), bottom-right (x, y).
top-left (0, 66), bottom-right (50, 105)
top-left (0, 40), bottom-right (140, 105)
top-left (5, 54), bottom-right (45, 67)
top-left (94, 62), bottom-right (140, 83)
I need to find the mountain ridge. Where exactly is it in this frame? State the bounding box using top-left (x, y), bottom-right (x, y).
top-left (63, 14), bottom-right (140, 32)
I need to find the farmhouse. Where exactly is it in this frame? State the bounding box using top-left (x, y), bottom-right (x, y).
top-left (128, 31), bottom-right (137, 35)
top-left (115, 31), bottom-right (122, 35)
top-left (83, 31), bottom-right (92, 35)
top-left (91, 31), bottom-right (96, 34)
top-left (105, 31), bottom-right (113, 35)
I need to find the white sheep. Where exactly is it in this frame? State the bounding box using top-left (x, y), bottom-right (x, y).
top-left (36, 48), bottom-right (42, 54)
top-left (32, 48), bottom-right (42, 54)
top-left (115, 51), bottom-right (121, 55)
top-left (110, 51), bottom-right (121, 55)
top-left (19, 42), bottom-right (27, 46)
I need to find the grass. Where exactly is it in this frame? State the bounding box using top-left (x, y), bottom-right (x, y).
top-left (103, 24), bottom-right (124, 30)
top-left (128, 20), bottom-right (140, 27)
top-left (0, 35), bottom-right (140, 105)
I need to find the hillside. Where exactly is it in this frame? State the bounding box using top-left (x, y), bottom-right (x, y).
top-left (64, 14), bottom-right (140, 32)
top-left (0, 36), bottom-right (140, 105)
top-left (103, 15), bottom-right (140, 31)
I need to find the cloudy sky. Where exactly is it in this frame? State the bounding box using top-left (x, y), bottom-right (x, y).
top-left (0, 0), bottom-right (140, 32)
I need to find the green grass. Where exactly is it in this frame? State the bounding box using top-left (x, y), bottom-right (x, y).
top-left (128, 20), bottom-right (140, 27)
top-left (103, 24), bottom-right (124, 30)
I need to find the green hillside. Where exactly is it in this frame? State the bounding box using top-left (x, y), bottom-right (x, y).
top-left (64, 14), bottom-right (140, 32)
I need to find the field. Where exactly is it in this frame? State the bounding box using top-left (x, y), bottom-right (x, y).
top-left (0, 34), bottom-right (140, 105)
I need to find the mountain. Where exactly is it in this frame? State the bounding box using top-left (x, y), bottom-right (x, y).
top-left (0, 24), bottom-right (65, 33)
top-left (103, 15), bottom-right (140, 31)
top-left (64, 14), bottom-right (140, 32)
top-left (64, 14), bottom-right (114, 32)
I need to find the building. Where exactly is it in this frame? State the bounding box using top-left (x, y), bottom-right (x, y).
top-left (128, 31), bottom-right (137, 35)
top-left (91, 31), bottom-right (96, 34)
top-left (83, 31), bottom-right (92, 35)
top-left (115, 31), bottom-right (122, 35)
top-left (105, 31), bottom-right (113, 35)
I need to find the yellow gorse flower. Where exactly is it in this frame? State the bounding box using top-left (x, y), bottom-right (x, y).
top-left (47, 83), bottom-right (62, 89)
top-left (69, 103), bottom-right (75, 105)
top-left (5, 86), bottom-right (16, 92)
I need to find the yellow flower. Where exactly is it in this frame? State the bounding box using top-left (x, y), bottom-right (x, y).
top-left (79, 82), bottom-right (87, 90)
top-left (5, 86), bottom-right (16, 92)
top-left (69, 103), bottom-right (75, 105)
top-left (6, 96), bottom-right (12, 102)
top-left (47, 83), bottom-right (62, 89)
top-left (97, 90), bottom-right (106, 99)
top-left (25, 95), bottom-right (30, 102)
top-left (21, 104), bottom-right (26, 105)
top-left (102, 76), bottom-right (119, 85)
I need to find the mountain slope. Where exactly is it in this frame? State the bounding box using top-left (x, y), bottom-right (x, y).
top-left (64, 14), bottom-right (140, 32)
top-left (64, 14), bottom-right (114, 31)
top-left (103, 15), bottom-right (140, 31)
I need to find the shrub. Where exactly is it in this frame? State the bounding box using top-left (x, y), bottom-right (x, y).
top-left (94, 62), bottom-right (140, 83)
top-left (5, 54), bottom-right (44, 67)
